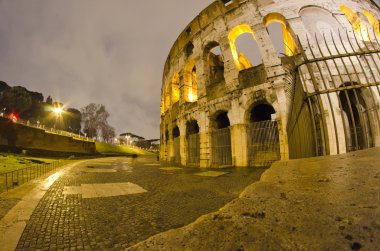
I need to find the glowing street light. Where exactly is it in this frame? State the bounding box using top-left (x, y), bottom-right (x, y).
top-left (53, 107), bottom-right (63, 116)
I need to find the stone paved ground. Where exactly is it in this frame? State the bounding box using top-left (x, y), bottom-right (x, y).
top-left (12, 156), bottom-right (265, 250)
top-left (128, 148), bottom-right (380, 251)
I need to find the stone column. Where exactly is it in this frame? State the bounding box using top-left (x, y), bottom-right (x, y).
top-left (199, 110), bottom-right (210, 168)
top-left (230, 124), bottom-right (248, 167)
top-left (178, 120), bottom-right (187, 166)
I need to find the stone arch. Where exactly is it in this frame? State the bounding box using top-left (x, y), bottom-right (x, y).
top-left (184, 59), bottom-right (197, 102)
top-left (210, 110), bottom-right (232, 166)
top-left (263, 13), bottom-right (298, 56)
top-left (340, 5), bottom-right (370, 41)
top-left (228, 24), bottom-right (263, 70)
top-left (300, 6), bottom-right (343, 42)
top-left (363, 10), bottom-right (380, 37)
top-left (186, 120), bottom-right (200, 136)
top-left (172, 125), bottom-right (180, 138)
top-left (338, 83), bottom-right (373, 151)
top-left (185, 41), bottom-right (194, 58)
top-left (203, 41), bottom-right (225, 85)
top-left (246, 102), bottom-right (280, 166)
top-left (186, 119), bottom-right (200, 166)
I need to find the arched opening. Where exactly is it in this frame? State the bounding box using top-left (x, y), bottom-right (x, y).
top-left (184, 59), bottom-right (198, 102)
top-left (172, 125), bottom-right (181, 164)
top-left (186, 120), bottom-right (200, 166)
top-left (340, 5), bottom-right (370, 41)
top-left (204, 41), bottom-right (225, 85)
top-left (338, 84), bottom-right (372, 151)
top-left (300, 6), bottom-right (343, 42)
top-left (363, 10), bottom-right (380, 37)
top-left (171, 73), bottom-right (180, 104)
top-left (185, 42), bottom-right (194, 57)
top-left (165, 129), bottom-right (169, 143)
top-left (247, 103), bottom-right (280, 166)
top-left (263, 13), bottom-right (298, 57)
top-left (211, 111), bottom-right (232, 166)
top-left (228, 24), bottom-right (263, 71)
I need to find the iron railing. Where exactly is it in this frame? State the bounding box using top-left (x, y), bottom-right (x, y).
top-left (211, 127), bottom-right (232, 166)
top-left (0, 160), bottom-right (66, 193)
top-left (288, 28), bottom-right (380, 158)
top-left (173, 137), bottom-right (181, 164)
top-left (187, 133), bottom-right (200, 166)
top-left (247, 120), bottom-right (280, 167)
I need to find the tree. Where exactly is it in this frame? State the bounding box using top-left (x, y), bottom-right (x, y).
top-left (81, 103), bottom-right (114, 141)
top-left (1, 86), bottom-right (33, 115)
top-left (46, 96), bottom-right (53, 105)
top-left (100, 123), bottom-right (116, 143)
top-left (66, 108), bottom-right (82, 133)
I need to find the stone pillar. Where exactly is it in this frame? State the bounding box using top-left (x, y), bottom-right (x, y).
top-left (230, 124), bottom-right (248, 167)
top-left (219, 36), bottom-right (240, 91)
top-left (178, 120), bottom-right (187, 166)
top-left (199, 110), bottom-right (210, 168)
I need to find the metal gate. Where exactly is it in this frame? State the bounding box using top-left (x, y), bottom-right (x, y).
top-left (211, 127), bottom-right (232, 166)
top-left (248, 120), bottom-right (280, 167)
top-left (173, 137), bottom-right (180, 164)
top-left (288, 29), bottom-right (380, 158)
top-left (187, 133), bottom-right (200, 166)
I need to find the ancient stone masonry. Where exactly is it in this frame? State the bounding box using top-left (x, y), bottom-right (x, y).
top-left (160, 0), bottom-right (380, 168)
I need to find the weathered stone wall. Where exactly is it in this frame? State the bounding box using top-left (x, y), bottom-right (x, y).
top-left (160, 0), bottom-right (380, 167)
top-left (0, 117), bottom-right (96, 154)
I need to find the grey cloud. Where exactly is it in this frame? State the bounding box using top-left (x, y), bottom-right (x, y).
top-left (0, 0), bottom-right (214, 139)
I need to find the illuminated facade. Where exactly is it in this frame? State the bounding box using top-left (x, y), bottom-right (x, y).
top-left (160, 0), bottom-right (380, 167)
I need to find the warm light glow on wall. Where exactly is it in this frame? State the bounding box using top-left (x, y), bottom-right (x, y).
top-left (165, 84), bottom-right (170, 112)
top-left (171, 73), bottom-right (180, 104)
top-left (184, 59), bottom-right (197, 103)
top-left (228, 24), bottom-right (256, 71)
top-left (264, 13), bottom-right (298, 56)
top-left (340, 5), bottom-right (369, 41)
top-left (363, 10), bottom-right (380, 37)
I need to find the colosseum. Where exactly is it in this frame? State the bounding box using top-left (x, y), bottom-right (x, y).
top-left (160, 0), bottom-right (380, 168)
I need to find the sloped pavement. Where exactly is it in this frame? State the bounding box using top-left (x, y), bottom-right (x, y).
top-left (128, 148), bottom-right (380, 251)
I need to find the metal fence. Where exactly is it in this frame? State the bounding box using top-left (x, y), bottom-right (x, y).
top-left (247, 120), bottom-right (280, 167)
top-left (211, 127), bottom-right (232, 166)
top-left (173, 137), bottom-right (181, 164)
top-left (288, 29), bottom-right (380, 158)
top-left (0, 160), bottom-right (65, 193)
top-left (187, 133), bottom-right (200, 166)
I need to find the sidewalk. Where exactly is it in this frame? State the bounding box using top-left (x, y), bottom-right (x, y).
top-left (128, 148), bottom-right (380, 250)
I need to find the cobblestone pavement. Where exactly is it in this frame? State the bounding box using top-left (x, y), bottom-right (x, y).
top-left (15, 156), bottom-right (266, 250)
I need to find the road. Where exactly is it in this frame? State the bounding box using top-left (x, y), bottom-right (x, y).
top-left (13, 155), bottom-right (265, 250)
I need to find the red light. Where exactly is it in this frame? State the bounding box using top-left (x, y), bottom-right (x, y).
top-left (9, 113), bottom-right (18, 123)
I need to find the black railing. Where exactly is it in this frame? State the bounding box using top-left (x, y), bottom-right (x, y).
top-left (0, 160), bottom-right (66, 193)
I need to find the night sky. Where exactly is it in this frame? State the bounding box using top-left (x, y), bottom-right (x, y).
top-left (0, 0), bottom-right (213, 139)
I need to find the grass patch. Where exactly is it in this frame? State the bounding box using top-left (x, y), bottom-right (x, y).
top-left (95, 142), bottom-right (152, 156)
top-left (0, 153), bottom-right (60, 174)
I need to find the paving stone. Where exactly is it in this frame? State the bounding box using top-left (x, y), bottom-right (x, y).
top-left (15, 156), bottom-right (264, 250)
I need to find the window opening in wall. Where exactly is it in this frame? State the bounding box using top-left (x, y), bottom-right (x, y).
top-left (214, 111), bottom-right (230, 129)
top-left (172, 126), bottom-right (180, 138)
top-left (264, 13), bottom-right (298, 57)
top-left (222, 0), bottom-right (233, 7)
top-left (229, 24), bottom-right (263, 71)
top-left (184, 59), bottom-right (198, 102)
top-left (165, 129), bottom-right (169, 142)
top-left (205, 42), bottom-right (225, 84)
top-left (250, 104), bottom-right (276, 122)
top-left (185, 42), bottom-right (194, 57)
